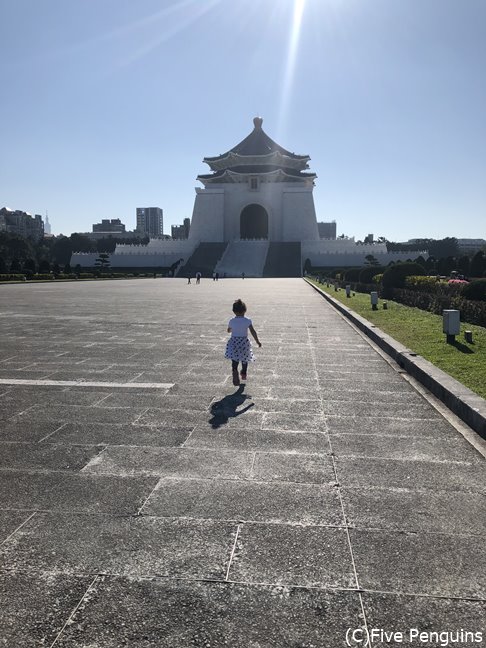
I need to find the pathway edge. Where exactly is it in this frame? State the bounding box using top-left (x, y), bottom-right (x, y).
top-left (305, 278), bottom-right (486, 440)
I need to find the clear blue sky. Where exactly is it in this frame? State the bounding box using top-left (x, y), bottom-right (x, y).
top-left (1, 0), bottom-right (485, 241)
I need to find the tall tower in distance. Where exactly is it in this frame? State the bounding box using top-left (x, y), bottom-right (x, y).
top-left (136, 207), bottom-right (163, 238)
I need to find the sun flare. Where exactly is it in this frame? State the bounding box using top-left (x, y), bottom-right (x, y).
top-left (277, 0), bottom-right (307, 139)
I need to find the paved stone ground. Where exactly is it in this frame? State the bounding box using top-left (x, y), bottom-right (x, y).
top-left (0, 278), bottom-right (485, 647)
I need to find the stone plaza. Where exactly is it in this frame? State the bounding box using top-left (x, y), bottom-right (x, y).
top-left (0, 278), bottom-right (485, 646)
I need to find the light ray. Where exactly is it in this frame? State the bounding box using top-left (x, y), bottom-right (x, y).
top-left (277, 0), bottom-right (307, 141)
top-left (118, 0), bottom-right (223, 68)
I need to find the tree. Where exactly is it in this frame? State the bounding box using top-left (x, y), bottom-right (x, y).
top-left (39, 259), bottom-right (51, 273)
top-left (437, 256), bottom-right (456, 276)
top-left (10, 258), bottom-right (22, 273)
top-left (364, 254), bottom-right (380, 266)
top-left (97, 237), bottom-right (117, 253)
top-left (70, 233), bottom-right (95, 253)
top-left (52, 237), bottom-right (72, 265)
top-left (24, 258), bottom-right (37, 274)
top-left (425, 256), bottom-right (436, 273)
top-left (470, 251), bottom-right (486, 278)
top-left (94, 252), bottom-right (111, 271)
top-left (0, 257), bottom-right (6, 273)
top-left (457, 255), bottom-right (470, 275)
top-left (428, 237), bottom-right (459, 259)
top-left (64, 263), bottom-right (72, 274)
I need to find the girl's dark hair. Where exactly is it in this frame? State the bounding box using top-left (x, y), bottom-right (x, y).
top-left (232, 298), bottom-right (246, 314)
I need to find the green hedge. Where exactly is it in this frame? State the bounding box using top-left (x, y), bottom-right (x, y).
top-left (462, 279), bottom-right (486, 302)
top-left (382, 262), bottom-right (426, 297)
top-left (392, 287), bottom-right (486, 327)
top-left (0, 274), bottom-right (26, 281)
top-left (359, 266), bottom-right (386, 283)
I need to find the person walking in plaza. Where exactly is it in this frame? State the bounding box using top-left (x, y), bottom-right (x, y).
top-left (225, 298), bottom-right (261, 386)
top-left (196, 271), bottom-right (201, 284)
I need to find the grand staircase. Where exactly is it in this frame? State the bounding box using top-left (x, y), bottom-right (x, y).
top-left (179, 243), bottom-right (227, 278)
top-left (262, 242), bottom-right (302, 277)
top-left (215, 241), bottom-right (269, 278)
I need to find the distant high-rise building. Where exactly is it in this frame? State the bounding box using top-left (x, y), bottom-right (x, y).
top-left (136, 207), bottom-right (163, 238)
top-left (44, 214), bottom-right (52, 235)
top-left (0, 207), bottom-right (44, 241)
top-left (317, 221), bottom-right (336, 239)
top-left (171, 218), bottom-right (191, 240)
top-left (92, 218), bottom-right (126, 233)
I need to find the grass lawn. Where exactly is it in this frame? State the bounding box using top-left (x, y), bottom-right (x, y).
top-left (307, 278), bottom-right (486, 400)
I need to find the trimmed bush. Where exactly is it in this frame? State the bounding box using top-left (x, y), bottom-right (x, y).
top-left (343, 268), bottom-right (362, 281)
top-left (382, 262), bottom-right (426, 297)
top-left (359, 266), bottom-right (386, 283)
top-left (462, 279), bottom-right (486, 302)
top-left (404, 276), bottom-right (443, 291)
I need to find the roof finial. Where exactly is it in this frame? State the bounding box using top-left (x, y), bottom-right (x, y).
top-left (253, 116), bottom-right (263, 129)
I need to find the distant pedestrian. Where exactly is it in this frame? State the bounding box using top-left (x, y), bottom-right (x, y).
top-left (212, 271), bottom-right (216, 281)
top-left (196, 271), bottom-right (201, 284)
top-left (225, 298), bottom-right (261, 386)
top-left (187, 274), bottom-right (192, 284)
top-left (241, 271), bottom-right (245, 280)
top-left (215, 272), bottom-right (219, 281)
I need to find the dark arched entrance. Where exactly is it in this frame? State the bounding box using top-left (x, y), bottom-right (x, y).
top-left (240, 204), bottom-right (268, 239)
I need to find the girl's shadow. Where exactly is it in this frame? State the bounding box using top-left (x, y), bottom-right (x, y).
top-left (209, 385), bottom-right (254, 429)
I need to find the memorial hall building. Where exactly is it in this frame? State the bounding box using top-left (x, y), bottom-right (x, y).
top-left (72, 118), bottom-right (424, 275)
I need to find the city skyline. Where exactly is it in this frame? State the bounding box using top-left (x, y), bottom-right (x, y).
top-left (1, 0), bottom-right (485, 241)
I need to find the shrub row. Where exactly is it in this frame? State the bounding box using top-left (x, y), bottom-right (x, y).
top-left (0, 274), bottom-right (26, 281)
top-left (392, 288), bottom-right (486, 328)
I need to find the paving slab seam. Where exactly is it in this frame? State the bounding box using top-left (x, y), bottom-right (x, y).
top-left (353, 587), bottom-right (486, 603)
top-left (225, 524), bottom-right (241, 580)
top-left (136, 477), bottom-right (164, 515)
top-left (399, 373), bottom-right (486, 459)
top-left (36, 424), bottom-right (74, 443)
top-left (304, 307), bottom-right (372, 640)
top-left (77, 470), bottom-right (333, 487)
top-left (333, 454), bottom-right (477, 465)
top-left (179, 425), bottom-right (200, 448)
top-left (306, 278), bottom-right (486, 440)
top-left (317, 304), bottom-right (486, 459)
top-left (0, 378), bottom-right (175, 389)
top-left (131, 515), bottom-right (347, 529)
top-left (0, 511), bottom-right (37, 546)
top-left (344, 526), bottom-right (485, 540)
top-left (48, 575), bottom-right (100, 648)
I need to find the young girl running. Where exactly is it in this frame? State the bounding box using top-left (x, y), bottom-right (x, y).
top-left (225, 298), bottom-right (262, 385)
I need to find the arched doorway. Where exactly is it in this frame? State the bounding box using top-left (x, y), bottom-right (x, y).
top-left (240, 204), bottom-right (268, 239)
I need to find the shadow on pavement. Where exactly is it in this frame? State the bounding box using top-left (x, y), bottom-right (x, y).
top-left (208, 385), bottom-right (254, 429)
